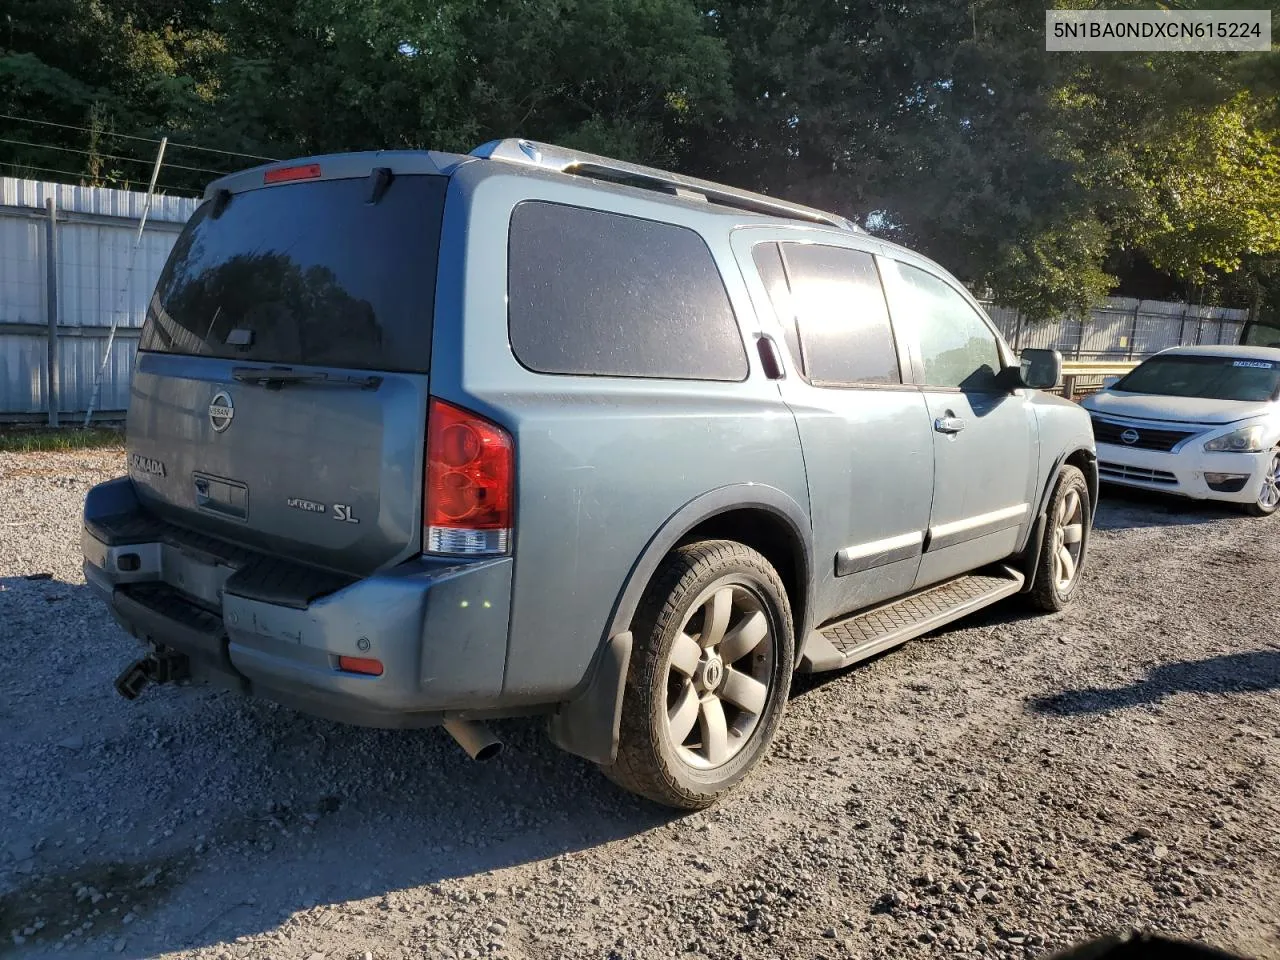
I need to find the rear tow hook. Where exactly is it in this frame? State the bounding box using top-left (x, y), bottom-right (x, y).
top-left (113, 648), bottom-right (190, 700)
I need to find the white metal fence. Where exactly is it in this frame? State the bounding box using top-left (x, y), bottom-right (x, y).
top-left (0, 177), bottom-right (198, 423)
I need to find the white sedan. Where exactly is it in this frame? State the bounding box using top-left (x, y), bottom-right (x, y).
top-left (1080, 345), bottom-right (1280, 516)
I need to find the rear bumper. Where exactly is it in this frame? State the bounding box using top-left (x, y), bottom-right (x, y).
top-left (83, 478), bottom-right (519, 727)
top-left (1096, 442), bottom-right (1270, 504)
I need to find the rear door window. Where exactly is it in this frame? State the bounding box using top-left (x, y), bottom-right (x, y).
top-left (140, 175), bottom-right (447, 373)
top-left (778, 243), bottom-right (901, 385)
top-left (507, 201), bottom-right (748, 381)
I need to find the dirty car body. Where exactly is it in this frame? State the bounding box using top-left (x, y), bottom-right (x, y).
top-left (83, 140), bottom-right (1097, 807)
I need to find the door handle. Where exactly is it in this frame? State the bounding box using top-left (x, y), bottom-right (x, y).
top-left (934, 415), bottom-right (967, 435)
top-left (755, 334), bottom-right (785, 380)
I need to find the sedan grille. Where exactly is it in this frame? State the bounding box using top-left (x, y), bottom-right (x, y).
top-left (1090, 416), bottom-right (1198, 452)
top-left (1098, 462), bottom-right (1178, 485)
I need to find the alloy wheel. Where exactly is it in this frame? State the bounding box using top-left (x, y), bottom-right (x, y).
top-left (1259, 452), bottom-right (1280, 511)
top-left (1052, 487), bottom-right (1086, 593)
top-left (662, 582), bottom-right (776, 770)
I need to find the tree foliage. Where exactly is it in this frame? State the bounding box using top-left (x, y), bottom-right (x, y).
top-left (1, 0), bottom-right (1278, 318)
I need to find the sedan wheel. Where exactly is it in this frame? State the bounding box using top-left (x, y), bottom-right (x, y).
top-left (1247, 450), bottom-right (1280, 517)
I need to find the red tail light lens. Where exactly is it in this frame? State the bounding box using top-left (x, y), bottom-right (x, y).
top-left (424, 399), bottom-right (513, 555)
top-left (263, 163), bottom-right (322, 184)
top-left (337, 656), bottom-right (383, 676)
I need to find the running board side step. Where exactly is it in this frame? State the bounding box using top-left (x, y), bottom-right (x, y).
top-left (800, 566), bottom-right (1025, 673)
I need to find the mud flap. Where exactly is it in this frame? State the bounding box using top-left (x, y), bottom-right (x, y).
top-left (546, 631), bottom-right (633, 765)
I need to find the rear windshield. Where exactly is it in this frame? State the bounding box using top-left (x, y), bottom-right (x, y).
top-left (140, 174), bottom-right (446, 373)
top-left (1243, 322), bottom-right (1280, 348)
top-left (1115, 354), bottom-right (1280, 402)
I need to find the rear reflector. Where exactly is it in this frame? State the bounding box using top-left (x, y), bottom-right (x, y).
top-left (337, 656), bottom-right (384, 676)
top-left (263, 163), bottom-right (322, 184)
top-left (424, 399), bottom-right (514, 556)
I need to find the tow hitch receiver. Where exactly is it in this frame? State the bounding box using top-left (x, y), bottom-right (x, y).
top-left (114, 647), bottom-right (190, 700)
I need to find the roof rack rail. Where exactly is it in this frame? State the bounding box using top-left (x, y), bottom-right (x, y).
top-left (469, 138), bottom-right (859, 233)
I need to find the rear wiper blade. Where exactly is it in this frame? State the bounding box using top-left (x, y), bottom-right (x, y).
top-left (231, 367), bottom-right (382, 390)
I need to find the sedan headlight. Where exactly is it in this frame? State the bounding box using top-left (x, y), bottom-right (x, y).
top-left (1204, 424), bottom-right (1267, 453)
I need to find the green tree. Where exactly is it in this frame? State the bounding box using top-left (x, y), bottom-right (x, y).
top-left (687, 0), bottom-right (1110, 317)
top-left (688, 0), bottom-right (1279, 318)
top-left (1, 0), bottom-right (1278, 320)
top-left (210, 0), bottom-right (730, 164)
top-left (0, 0), bottom-right (224, 187)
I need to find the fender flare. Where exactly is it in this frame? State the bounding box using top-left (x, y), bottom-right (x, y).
top-left (1019, 447), bottom-right (1098, 592)
top-left (547, 483), bottom-right (814, 765)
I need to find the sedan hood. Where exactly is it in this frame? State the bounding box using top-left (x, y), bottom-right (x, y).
top-left (1083, 391), bottom-right (1273, 426)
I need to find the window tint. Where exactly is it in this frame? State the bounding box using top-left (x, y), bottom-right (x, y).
top-left (1243, 322), bottom-right (1280, 348)
top-left (141, 175), bottom-right (446, 372)
top-left (751, 243), bottom-right (803, 374)
top-left (507, 202), bottom-right (747, 381)
top-left (897, 263), bottom-right (1002, 390)
top-left (780, 243), bottom-right (900, 385)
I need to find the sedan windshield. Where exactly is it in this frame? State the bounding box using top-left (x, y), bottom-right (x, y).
top-left (1114, 354), bottom-right (1280, 402)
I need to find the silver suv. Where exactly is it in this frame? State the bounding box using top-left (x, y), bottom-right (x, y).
top-left (83, 139), bottom-right (1097, 808)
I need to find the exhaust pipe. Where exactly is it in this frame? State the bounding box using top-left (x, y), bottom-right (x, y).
top-left (443, 719), bottom-right (503, 762)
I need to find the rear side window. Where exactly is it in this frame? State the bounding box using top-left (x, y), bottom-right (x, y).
top-left (140, 175), bottom-right (446, 373)
top-left (1243, 322), bottom-right (1280, 348)
top-left (507, 202), bottom-right (747, 381)
top-left (779, 243), bottom-right (900, 385)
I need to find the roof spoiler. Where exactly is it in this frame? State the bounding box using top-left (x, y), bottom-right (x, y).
top-left (470, 138), bottom-right (859, 233)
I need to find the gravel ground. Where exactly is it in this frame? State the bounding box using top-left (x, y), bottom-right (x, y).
top-left (2, 448), bottom-right (1279, 960)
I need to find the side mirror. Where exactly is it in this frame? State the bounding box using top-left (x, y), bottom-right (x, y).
top-left (1101, 376), bottom-right (1120, 389)
top-left (1017, 348), bottom-right (1062, 390)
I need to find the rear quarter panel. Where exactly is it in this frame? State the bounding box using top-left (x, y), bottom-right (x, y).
top-left (433, 164), bottom-right (812, 704)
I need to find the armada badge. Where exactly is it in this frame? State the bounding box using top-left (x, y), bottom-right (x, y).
top-left (129, 453), bottom-right (166, 477)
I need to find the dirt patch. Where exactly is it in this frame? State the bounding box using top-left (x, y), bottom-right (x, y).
top-left (0, 857), bottom-right (186, 956)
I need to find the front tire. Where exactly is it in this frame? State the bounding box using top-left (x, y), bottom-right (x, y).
top-left (1244, 448), bottom-right (1280, 517)
top-left (601, 540), bottom-right (794, 809)
top-left (1028, 465), bottom-right (1091, 612)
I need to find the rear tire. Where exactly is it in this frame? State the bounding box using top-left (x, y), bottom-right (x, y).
top-left (1243, 448), bottom-right (1280, 517)
top-left (601, 540), bottom-right (794, 809)
top-left (1028, 465), bottom-right (1091, 613)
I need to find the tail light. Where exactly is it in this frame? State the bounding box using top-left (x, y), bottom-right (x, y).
top-left (424, 398), bottom-right (514, 556)
top-left (263, 163), bottom-right (322, 184)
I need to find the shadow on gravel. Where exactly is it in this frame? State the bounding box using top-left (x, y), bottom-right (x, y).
top-left (1093, 483), bottom-right (1244, 531)
top-left (1028, 649), bottom-right (1280, 716)
top-left (791, 599), bottom-right (1042, 699)
top-left (0, 575), bottom-right (678, 959)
